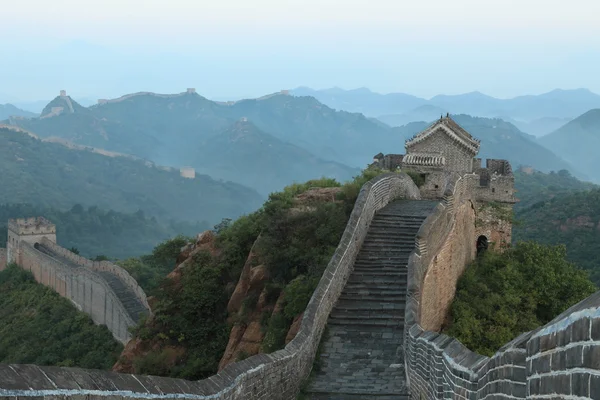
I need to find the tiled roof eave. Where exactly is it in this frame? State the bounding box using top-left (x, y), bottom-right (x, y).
top-left (405, 124), bottom-right (480, 154)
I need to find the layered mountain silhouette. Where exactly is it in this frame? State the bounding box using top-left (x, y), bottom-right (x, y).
top-left (293, 87), bottom-right (600, 136)
top-left (540, 109), bottom-right (600, 182)
top-left (4, 90), bottom-right (580, 192)
top-left (0, 104), bottom-right (37, 120)
top-left (0, 126), bottom-right (263, 223)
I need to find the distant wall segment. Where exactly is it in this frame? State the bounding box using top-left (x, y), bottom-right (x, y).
top-left (18, 240), bottom-right (142, 344)
top-left (5, 217), bottom-right (150, 345)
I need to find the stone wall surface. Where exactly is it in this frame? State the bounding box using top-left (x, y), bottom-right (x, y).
top-left (39, 238), bottom-right (150, 311)
top-left (405, 175), bottom-right (600, 400)
top-left (0, 173), bottom-right (422, 400)
top-left (0, 248), bottom-right (6, 271)
top-left (18, 241), bottom-right (137, 344)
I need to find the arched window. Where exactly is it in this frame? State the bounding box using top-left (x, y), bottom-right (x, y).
top-left (477, 235), bottom-right (489, 254)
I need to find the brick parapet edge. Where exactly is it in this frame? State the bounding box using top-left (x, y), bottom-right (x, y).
top-left (0, 172), bottom-right (422, 400)
top-left (405, 174), bottom-right (600, 399)
top-left (39, 238), bottom-right (150, 311)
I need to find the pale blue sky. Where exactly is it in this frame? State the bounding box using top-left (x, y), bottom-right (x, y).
top-left (1, 0), bottom-right (599, 102)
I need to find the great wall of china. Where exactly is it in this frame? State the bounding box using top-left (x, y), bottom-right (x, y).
top-left (0, 116), bottom-right (599, 399)
top-left (1, 217), bottom-right (150, 344)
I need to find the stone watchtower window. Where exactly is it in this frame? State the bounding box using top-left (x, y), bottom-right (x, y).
top-left (492, 188), bottom-right (495, 193)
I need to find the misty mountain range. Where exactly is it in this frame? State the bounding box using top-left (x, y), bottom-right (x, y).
top-left (3, 88), bottom-right (597, 195)
top-left (292, 87), bottom-right (600, 137)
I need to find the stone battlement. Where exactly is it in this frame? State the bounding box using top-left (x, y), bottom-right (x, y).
top-left (371, 115), bottom-right (516, 204)
top-left (8, 217), bottom-right (56, 236)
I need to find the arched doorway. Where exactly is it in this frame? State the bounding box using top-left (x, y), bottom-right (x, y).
top-left (476, 235), bottom-right (489, 254)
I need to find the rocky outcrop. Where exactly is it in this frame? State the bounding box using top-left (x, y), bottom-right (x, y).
top-left (113, 231), bottom-right (219, 373)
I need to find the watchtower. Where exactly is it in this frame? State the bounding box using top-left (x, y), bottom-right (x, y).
top-left (60, 90), bottom-right (67, 97)
top-left (7, 217), bottom-right (57, 264)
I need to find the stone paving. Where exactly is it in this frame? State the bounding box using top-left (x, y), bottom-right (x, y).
top-left (306, 200), bottom-right (438, 400)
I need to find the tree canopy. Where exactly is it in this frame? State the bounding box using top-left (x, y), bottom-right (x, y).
top-left (444, 242), bottom-right (596, 356)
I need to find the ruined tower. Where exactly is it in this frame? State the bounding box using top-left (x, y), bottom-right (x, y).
top-left (7, 217), bottom-right (57, 264)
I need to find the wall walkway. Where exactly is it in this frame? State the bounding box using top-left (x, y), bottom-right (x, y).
top-left (15, 238), bottom-right (149, 344)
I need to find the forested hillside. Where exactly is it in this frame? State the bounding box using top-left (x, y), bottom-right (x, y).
top-left (0, 127), bottom-right (263, 223)
top-left (0, 265), bottom-right (122, 369)
top-left (513, 168), bottom-right (596, 210)
top-left (114, 171), bottom-right (393, 379)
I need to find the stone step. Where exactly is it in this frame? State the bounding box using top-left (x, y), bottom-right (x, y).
top-left (307, 392), bottom-right (410, 400)
top-left (368, 223), bottom-right (423, 230)
top-left (343, 283), bottom-right (407, 292)
top-left (353, 259), bottom-right (409, 266)
top-left (335, 299), bottom-right (406, 311)
top-left (357, 250), bottom-right (414, 257)
top-left (346, 276), bottom-right (407, 285)
top-left (338, 293), bottom-right (406, 303)
top-left (363, 234), bottom-right (418, 241)
top-left (352, 267), bottom-right (407, 275)
top-left (329, 310), bottom-right (404, 322)
top-left (361, 241), bottom-right (416, 248)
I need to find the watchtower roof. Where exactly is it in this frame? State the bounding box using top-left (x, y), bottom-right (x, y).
top-left (405, 115), bottom-right (480, 155)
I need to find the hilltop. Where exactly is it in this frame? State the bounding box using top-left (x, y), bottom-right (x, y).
top-left (539, 109), bottom-right (600, 182)
top-left (0, 127), bottom-right (263, 223)
top-left (194, 120), bottom-right (359, 195)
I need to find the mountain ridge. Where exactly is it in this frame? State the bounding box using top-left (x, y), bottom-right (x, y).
top-left (292, 87), bottom-right (600, 124)
top-left (539, 109), bottom-right (600, 182)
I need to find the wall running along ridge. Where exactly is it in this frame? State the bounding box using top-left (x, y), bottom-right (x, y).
top-left (405, 176), bottom-right (600, 399)
top-left (0, 172), bottom-right (421, 399)
top-left (16, 238), bottom-right (148, 344)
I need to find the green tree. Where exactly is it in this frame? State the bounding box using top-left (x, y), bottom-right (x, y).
top-left (445, 242), bottom-right (596, 356)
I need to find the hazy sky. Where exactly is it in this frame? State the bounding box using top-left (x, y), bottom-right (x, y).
top-left (1, 0), bottom-right (599, 102)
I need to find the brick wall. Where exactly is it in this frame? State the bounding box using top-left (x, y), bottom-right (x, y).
top-left (405, 174), bottom-right (600, 399)
top-left (39, 238), bottom-right (150, 310)
top-left (0, 173), bottom-right (422, 400)
top-left (0, 248), bottom-right (6, 271)
top-left (17, 241), bottom-right (139, 344)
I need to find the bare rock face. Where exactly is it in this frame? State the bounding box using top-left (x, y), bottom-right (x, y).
top-left (227, 238), bottom-right (262, 314)
top-left (285, 312), bottom-right (304, 345)
top-left (113, 231), bottom-right (218, 373)
top-left (219, 241), bottom-right (272, 370)
top-left (168, 231), bottom-right (219, 282)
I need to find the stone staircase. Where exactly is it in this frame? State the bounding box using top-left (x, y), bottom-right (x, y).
top-left (305, 200), bottom-right (438, 400)
top-left (96, 271), bottom-right (148, 323)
